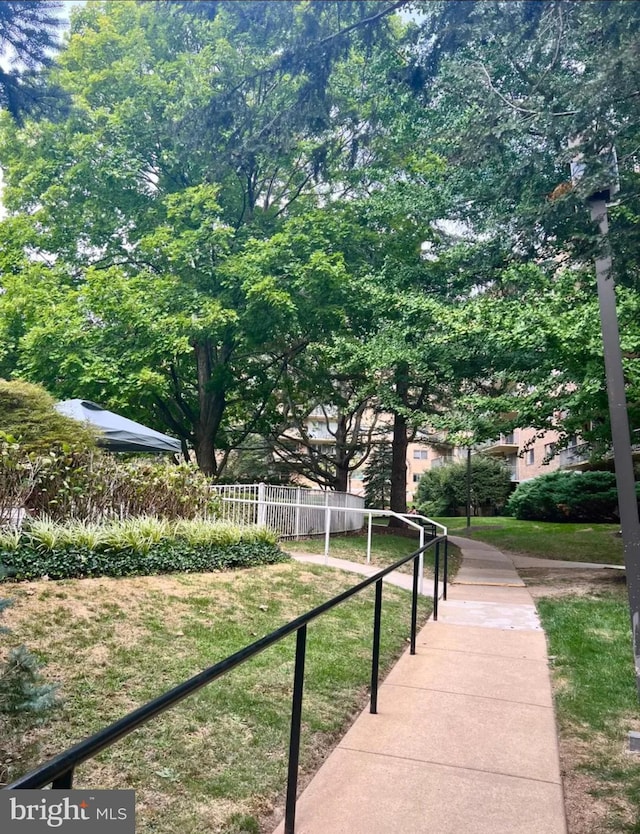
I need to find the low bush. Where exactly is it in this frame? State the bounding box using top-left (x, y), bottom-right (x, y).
top-left (0, 380), bottom-right (96, 455)
top-left (27, 453), bottom-right (218, 522)
top-left (0, 518), bottom-right (285, 581)
top-left (506, 470), bottom-right (639, 522)
top-left (0, 588), bottom-right (60, 719)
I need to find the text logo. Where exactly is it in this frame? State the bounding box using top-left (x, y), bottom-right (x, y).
top-left (1, 790), bottom-right (135, 833)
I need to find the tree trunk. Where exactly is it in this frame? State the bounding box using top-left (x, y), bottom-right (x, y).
top-left (389, 410), bottom-right (408, 526)
top-left (334, 414), bottom-right (350, 493)
top-left (192, 339), bottom-right (228, 476)
top-left (389, 362), bottom-right (409, 527)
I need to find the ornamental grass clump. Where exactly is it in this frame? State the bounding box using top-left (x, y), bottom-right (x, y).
top-left (0, 517), bottom-right (284, 581)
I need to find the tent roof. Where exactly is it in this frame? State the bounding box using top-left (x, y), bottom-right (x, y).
top-left (55, 400), bottom-right (182, 454)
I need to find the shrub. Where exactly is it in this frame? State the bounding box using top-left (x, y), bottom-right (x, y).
top-left (0, 583), bottom-right (60, 718)
top-left (26, 454), bottom-right (219, 522)
top-left (0, 380), bottom-right (96, 455)
top-left (0, 434), bottom-right (39, 528)
top-left (415, 456), bottom-right (512, 517)
top-left (0, 517), bottom-right (285, 581)
top-left (505, 470), bottom-right (639, 522)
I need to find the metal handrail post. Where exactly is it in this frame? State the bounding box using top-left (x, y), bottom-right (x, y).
top-left (366, 513), bottom-right (373, 564)
top-left (418, 526), bottom-right (425, 595)
top-left (369, 579), bottom-right (383, 714)
top-left (284, 625), bottom-right (307, 834)
top-left (443, 538), bottom-right (448, 601)
top-left (410, 555), bottom-right (419, 655)
top-left (433, 541), bottom-right (440, 621)
top-left (51, 769), bottom-right (74, 789)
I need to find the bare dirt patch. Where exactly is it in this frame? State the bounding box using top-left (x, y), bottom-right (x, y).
top-left (518, 567), bottom-right (625, 599)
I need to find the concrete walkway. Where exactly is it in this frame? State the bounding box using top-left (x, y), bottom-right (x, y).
top-left (274, 537), bottom-right (567, 834)
top-left (289, 551), bottom-right (433, 595)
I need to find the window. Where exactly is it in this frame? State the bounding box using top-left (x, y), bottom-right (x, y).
top-left (413, 449), bottom-right (429, 459)
top-left (412, 474), bottom-right (421, 483)
top-left (525, 449), bottom-right (534, 465)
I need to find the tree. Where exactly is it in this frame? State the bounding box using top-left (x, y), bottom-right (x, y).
top-left (412, 1), bottom-right (640, 281)
top-left (0, 1), bottom-right (64, 121)
top-left (414, 455), bottom-right (512, 517)
top-left (363, 442), bottom-right (393, 509)
top-left (382, 2), bottom-right (640, 458)
top-left (0, 1), bottom-right (405, 475)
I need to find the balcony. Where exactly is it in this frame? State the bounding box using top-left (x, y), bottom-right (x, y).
top-left (431, 455), bottom-right (454, 469)
top-left (557, 443), bottom-right (591, 469)
top-left (478, 433), bottom-right (519, 456)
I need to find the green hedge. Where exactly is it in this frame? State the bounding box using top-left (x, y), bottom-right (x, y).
top-left (506, 470), bottom-right (640, 522)
top-left (0, 518), bottom-right (287, 581)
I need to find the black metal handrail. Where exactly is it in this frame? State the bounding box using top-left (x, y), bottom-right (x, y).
top-left (5, 535), bottom-right (448, 834)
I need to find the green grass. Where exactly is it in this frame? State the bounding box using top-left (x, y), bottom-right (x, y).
top-left (1, 562), bottom-right (431, 833)
top-left (537, 589), bottom-right (640, 832)
top-left (281, 530), bottom-right (461, 577)
top-left (438, 516), bottom-right (623, 564)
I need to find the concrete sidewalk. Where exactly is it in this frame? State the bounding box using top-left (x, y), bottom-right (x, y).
top-left (288, 551), bottom-right (434, 596)
top-left (273, 536), bottom-right (567, 834)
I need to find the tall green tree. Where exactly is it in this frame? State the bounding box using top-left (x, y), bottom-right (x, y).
top-left (0, 1), bottom-right (406, 475)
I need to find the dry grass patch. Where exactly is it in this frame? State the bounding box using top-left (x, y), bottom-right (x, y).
top-left (1, 561), bottom-right (431, 833)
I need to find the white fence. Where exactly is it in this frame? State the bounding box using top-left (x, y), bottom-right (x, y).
top-left (211, 483), bottom-right (365, 538)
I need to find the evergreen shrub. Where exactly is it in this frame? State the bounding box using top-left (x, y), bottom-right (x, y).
top-left (505, 470), bottom-right (639, 522)
top-left (0, 582), bottom-right (60, 718)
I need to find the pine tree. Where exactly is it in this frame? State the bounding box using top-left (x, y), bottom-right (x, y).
top-left (0, 1), bottom-right (64, 121)
top-left (363, 443), bottom-right (393, 509)
top-left (0, 586), bottom-right (60, 717)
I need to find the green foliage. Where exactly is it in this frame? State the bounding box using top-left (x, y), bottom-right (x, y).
top-left (0, 645), bottom-right (60, 716)
top-left (0, 517), bottom-right (284, 581)
top-left (0, 594), bottom-right (60, 719)
top-left (0, 379), bottom-right (96, 455)
top-left (0, 433), bottom-right (38, 528)
top-left (0, 1), bottom-right (65, 121)
top-left (364, 443), bottom-right (393, 509)
top-left (0, 2), bottom-right (407, 476)
top-left (415, 456), bottom-right (512, 517)
top-left (505, 470), bottom-right (636, 523)
top-left (26, 453), bottom-right (218, 522)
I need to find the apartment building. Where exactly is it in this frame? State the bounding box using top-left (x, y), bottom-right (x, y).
top-left (293, 406), bottom-right (624, 504)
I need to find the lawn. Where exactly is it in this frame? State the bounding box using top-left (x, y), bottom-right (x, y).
top-left (0, 561), bottom-right (431, 834)
top-left (438, 516), bottom-right (623, 565)
top-left (280, 529), bottom-right (460, 578)
top-left (536, 585), bottom-right (640, 833)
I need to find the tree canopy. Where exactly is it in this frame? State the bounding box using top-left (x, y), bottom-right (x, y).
top-left (0, 0), bottom-right (638, 491)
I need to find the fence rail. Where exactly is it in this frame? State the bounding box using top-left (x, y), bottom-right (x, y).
top-left (5, 536), bottom-right (448, 834)
top-left (211, 483), bottom-right (364, 537)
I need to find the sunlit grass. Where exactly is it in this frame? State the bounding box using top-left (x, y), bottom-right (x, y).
top-left (537, 590), bottom-right (640, 831)
top-left (439, 516), bottom-right (623, 564)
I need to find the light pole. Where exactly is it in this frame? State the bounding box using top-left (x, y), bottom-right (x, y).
top-left (466, 446), bottom-right (472, 528)
top-left (588, 193), bottom-right (640, 698)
